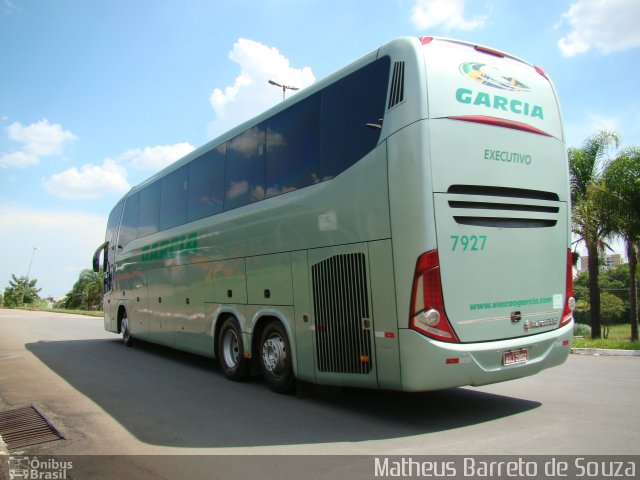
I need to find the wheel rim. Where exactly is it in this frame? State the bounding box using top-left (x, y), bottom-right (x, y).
top-left (222, 329), bottom-right (240, 368)
top-left (122, 315), bottom-right (129, 342)
top-left (262, 333), bottom-right (287, 376)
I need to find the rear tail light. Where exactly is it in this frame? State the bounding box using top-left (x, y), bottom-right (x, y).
top-left (420, 36), bottom-right (433, 45)
top-left (410, 250), bottom-right (459, 342)
top-left (560, 249), bottom-right (575, 327)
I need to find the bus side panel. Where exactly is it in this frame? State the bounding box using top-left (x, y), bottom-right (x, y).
top-left (115, 266), bottom-right (149, 339)
top-left (291, 250), bottom-right (316, 383)
top-left (386, 122), bottom-right (437, 327)
top-left (368, 239), bottom-right (401, 390)
top-left (214, 258), bottom-right (247, 304)
top-left (103, 292), bottom-right (117, 333)
top-left (146, 268), bottom-right (174, 347)
top-left (246, 253), bottom-right (293, 306)
top-left (174, 262), bottom-right (216, 357)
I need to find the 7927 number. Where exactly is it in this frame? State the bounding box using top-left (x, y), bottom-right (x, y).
top-left (450, 235), bottom-right (487, 251)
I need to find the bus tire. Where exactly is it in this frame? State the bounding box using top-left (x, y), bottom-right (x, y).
top-left (121, 311), bottom-right (133, 347)
top-left (218, 318), bottom-right (249, 381)
top-left (259, 321), bottom-right (295, 394)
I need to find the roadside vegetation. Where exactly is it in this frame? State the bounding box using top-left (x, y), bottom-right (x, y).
top-left (1, 269), bottom-right (103, 316)
top-left (569, 130), bottom-right (639, 346)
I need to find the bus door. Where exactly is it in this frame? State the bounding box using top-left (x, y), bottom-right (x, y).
top-left (308, 244), bottom-right (378, 388)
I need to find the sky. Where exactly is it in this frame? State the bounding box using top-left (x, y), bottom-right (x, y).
top-left (1, 0), bottom-right (639, 298)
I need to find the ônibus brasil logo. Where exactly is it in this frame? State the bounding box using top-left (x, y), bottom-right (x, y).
top-left (459, 62), bottom-right (530, 91)
top-left (456, 61), bottom-right (543, 120)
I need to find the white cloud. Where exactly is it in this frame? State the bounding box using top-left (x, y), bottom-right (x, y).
top-left (43, 159), bottom-right (130, 200)
top-left (42, 142), bottom-right (194, 200)
top-left (207, 38), bottom-right (315, 138)
top-left (557, 0), bottom-right (640, 57)
top-left (118, 142), bottom-right (195, 170)
top-left (1, 119), bottom-right (77, 168)
top-left (0, 151), bottom-right (38, 167)
top-left (410, 0), bottom-right (488, 31)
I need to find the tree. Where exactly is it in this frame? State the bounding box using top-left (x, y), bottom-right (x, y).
top-left (64, 269), bottom-right (103, 310)
top-left (600, 292), bottom-right (627, 338)
top-left (3, 274), bottom-right (41, 307)
top-left (569, 130), bottom-right (620, 339)
top-left (602, 146), bottom-right (640, 341)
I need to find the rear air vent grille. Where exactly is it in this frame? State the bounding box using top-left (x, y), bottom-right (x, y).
top-left (388, 61), bottom-right (405, 109)
top-left (312, 253), bottom-right (372, 374)
top-left (447, 185), bottom-right (559, 201)
top-left (446, 185), bottom-right (560, 229)
top-left (448, 200), bottom-right (559, 214)
top-left (453, 217), bottom-right (556, 228)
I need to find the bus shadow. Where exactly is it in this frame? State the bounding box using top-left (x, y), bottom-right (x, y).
top-left (26, 338), bottom-right (541, 448)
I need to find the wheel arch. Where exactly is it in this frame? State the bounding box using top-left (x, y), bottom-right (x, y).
top-left (116, 304), bottom-right (128, 334)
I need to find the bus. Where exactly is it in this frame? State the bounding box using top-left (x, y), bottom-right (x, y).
top-left (93, 36), bottom-right (575, 394)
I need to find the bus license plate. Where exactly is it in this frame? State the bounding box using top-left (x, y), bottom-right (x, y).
top-left (504, 349), bottom-right (528, 366)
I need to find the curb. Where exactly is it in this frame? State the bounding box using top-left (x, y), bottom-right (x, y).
top-left (571, 348), bottom-right (640, 357)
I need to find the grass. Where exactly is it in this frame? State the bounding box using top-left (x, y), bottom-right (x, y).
top-left (573, 323), bottom-right (640, 350)
top-left (1, 305), bottom-right (103, 318)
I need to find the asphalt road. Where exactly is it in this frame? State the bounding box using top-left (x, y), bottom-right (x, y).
top-left (0, 309), bottom-right (638, 477)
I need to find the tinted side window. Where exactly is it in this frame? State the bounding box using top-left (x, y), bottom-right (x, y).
top-left (160, 165), bottom-right (188, 230)
top-left (266, 93), bottom-right (320, 197)
top-left (320, 56), bottom-right (390, 180)
top-left (138, 182), bottom-right (160, 237)
top-left (188, 145), bottom-right (225, 222)
top-left (119, 193), bottom-right (139, 248)
top-left (224, 124), bottom-right (266, 211)
top-left (106, 199), bottom-right (124, 241)
top-left (106, 199), bottom-right (124, 263)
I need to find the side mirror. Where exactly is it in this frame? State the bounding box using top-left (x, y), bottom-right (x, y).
top-left (92, 241), bottom-right (109, 273)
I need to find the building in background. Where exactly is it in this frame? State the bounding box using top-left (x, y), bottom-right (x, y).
top-left (578, 254), bottom-right (623, 274)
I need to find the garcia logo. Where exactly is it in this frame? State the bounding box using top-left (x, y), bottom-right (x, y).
top-left (456, 62), bottom-right (544, 120)
top-left (459, 62), bottom-right (529, 92)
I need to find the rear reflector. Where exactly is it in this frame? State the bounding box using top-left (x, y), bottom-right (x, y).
top-left (534, 65), bottom-right (548, 79)
top-left (448, 115), bottom-right (552, 137)
top-left (446, 358), bottom-right (460, 365)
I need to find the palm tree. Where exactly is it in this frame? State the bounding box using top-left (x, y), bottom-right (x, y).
top-left (568, 130), bottom-right (620, 339)
top-left (602, 147), bottom-right (640, 341)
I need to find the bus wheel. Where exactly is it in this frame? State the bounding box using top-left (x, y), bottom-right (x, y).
top-left (218, 319), bottom-right (249, 381)
top-left (121, 312), bottom-right (133, 347)
top-left (260, 321), bottom-right (295, 394)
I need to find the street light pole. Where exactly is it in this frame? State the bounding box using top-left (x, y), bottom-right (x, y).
top-left (268, 79), bottom-right (299, 100)
top-left (21, 246), bottom-right (38, 306)
top-left (26, 246), bottom-right (38, 280)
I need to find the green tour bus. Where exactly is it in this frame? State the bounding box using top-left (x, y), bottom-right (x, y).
top-left (93, 36), bottom-right (575, 393)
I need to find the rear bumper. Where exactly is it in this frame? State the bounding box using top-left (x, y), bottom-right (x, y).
top-left (398, 320), bottom-right (573, 391)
